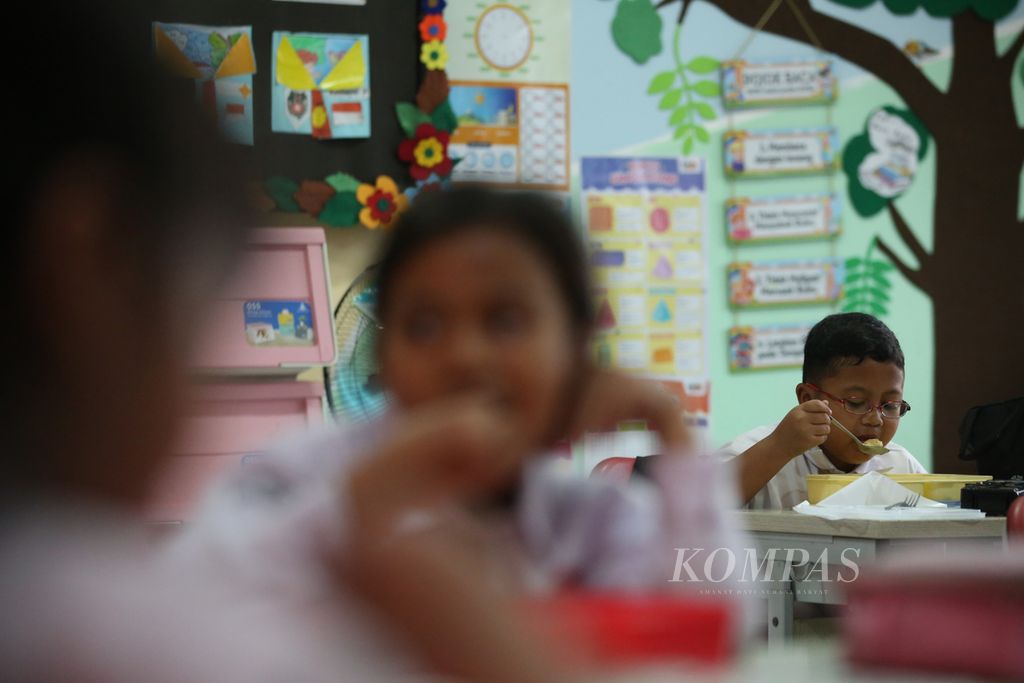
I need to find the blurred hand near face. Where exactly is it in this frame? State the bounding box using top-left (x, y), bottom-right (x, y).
top-left (568, 366), bottom-right (692, 455)
top-left (346, 394), bottom-right (531, 537)
top-left (341, 397), bottom-right (565, 683)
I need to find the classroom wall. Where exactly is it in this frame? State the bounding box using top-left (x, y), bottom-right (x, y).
top-left (264, 1), bottom-right (1023, 472)
top-left (571, 0), bottom-right (1024, 470)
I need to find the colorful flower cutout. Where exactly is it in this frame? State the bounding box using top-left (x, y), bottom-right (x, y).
top-left (419, 15), bottom-right (447, 42)
top-left (399, 123), bottom-right (453, 181)
top-left (357, 175), bottom-right (408, 229)
top-left (420, 40), bottom-right (448, 70)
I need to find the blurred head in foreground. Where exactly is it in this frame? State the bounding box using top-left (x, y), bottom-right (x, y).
top-left (374, 187), bottom-right (594, 451)
top-left (3, 2), bottom-right (248, 508)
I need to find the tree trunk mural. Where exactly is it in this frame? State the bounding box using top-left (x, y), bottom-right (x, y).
top-left (653, 0), bottom-right (1024, 472)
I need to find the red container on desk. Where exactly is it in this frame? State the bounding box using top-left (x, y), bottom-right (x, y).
top-left (843, 550), bottom-right (1024, 680)
top-left (524, 593), bottom-right (735, 667)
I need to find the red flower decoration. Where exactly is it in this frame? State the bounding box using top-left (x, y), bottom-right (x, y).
top-left (398, 123), bottom-right (452, 181)
top-left (419, 15), bottom-right (447, 42)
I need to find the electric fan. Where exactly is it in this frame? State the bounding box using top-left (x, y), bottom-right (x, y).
top-left (324, 264), bottom-right (390, 421)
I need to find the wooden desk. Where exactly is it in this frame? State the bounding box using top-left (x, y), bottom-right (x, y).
top-left (733, 511), bottom-right (1006, 646)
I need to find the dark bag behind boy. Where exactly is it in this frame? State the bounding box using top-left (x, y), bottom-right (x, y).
top-left (958, 397), bottom-right (1024, 479)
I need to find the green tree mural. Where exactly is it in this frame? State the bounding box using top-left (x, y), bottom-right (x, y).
top-left (612, 0), bottom-right (721, 154)
top-left (610, 0), bottom-right (1024, 473)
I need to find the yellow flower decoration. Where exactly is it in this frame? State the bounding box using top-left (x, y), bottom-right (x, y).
top-left (420, 40), bottom-right (448, 71)
top-left (413, 137), bottom-right (445, 168)
top-left (356, 175), bottom-right (408, 229)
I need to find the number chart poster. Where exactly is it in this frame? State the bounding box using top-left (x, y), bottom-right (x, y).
top-left (582, 156), bottom-right (711, 436)
top-left (448, 81), bottom-right (568, 189)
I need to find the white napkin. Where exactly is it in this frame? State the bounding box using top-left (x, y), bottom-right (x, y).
top-left (793, 471), bottom-right (985, 520)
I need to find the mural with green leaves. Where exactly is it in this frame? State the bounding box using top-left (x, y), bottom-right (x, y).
top-left (608, 0), bottom-right (1024, 473)
top-left (843, 244), bottom-right (895, 317)
top-left (611, 0), bottom-right (663, 64)
top-left (646, 24), bottom-right (719, 155)
top-left (609, 0), bottom-right (721, 155)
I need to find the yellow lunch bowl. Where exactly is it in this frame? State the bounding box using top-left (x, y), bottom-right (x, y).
top-left (806, 473), bottom-right (992, 504)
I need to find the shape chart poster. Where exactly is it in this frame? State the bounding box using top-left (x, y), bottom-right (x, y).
top-left (582, 157), bottom-right (710, 436)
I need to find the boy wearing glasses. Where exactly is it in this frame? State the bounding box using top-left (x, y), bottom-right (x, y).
top-left (718, 313), bottom-right (925, 509)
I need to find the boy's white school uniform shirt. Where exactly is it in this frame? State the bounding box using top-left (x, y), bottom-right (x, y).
top-left (715, 424), bottom-right (927, 510)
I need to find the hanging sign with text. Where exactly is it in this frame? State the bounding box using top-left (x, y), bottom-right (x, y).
top-left (728, 324), bottom-right (812, 371)
top-left (726, 193), bottom-right (841, 243)
top-left (723, 127), bottom-right (839, 178)
top-left (728, 260), bottom-right (843, 307)
top-left (720, 59), bottom-right (836, 109)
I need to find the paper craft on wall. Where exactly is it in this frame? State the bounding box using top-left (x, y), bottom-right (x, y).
top-left (272, 32), bottom-right (370, 139)
top-left (728, 260), bottom-right (843, 307)
top-left (153, 23), bottom-right (256, 145)
top-left (728, 324), bottom-right (812, 372)
top-left (445, 1), bottom-right (570, 82)
top-left (723, 127), bottom-right (839, 178)
top-left (727, 194), bottom-right (841, 243)
top-left (721, 59), bottom-right (836, 109)
top-left (447, 82), bottom-right (569, 189)
top-left (842, 106), bottom-right (930, 217)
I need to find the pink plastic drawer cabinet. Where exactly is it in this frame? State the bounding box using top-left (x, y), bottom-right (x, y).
top-left (146, 381), bottom-right (325, 522)
top-left (192, 228), bottom-right (336, 372)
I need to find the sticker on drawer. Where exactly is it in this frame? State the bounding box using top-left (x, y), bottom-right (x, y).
top-left (244, 300), bottom-right (316, 346)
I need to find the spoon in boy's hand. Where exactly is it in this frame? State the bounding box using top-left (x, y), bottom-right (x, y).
top-left (828, 416), bottom-right (889, 456)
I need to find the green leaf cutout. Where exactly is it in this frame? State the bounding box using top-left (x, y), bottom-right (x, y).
top-left (686, 56), bottom-right (720, 74)
top-left (318, 192), bottom-right (362, 228)
top-left (648, 70), bottom-right (678, 94)
top-left (611, 0), bottom-right (663, 64)
top-left (430, 100), bottom-right (459, 134)
top-left (691, 101), bottom-right (716, 120)
top-left (325, 172), bottom-right (362, 194)
top-left (265, 176), bottom-right (300, 213)
top-left (691, 80), bottom-right (721, 96)
top-left (659, 89), bottom-right (684, 110)
top-left (395, 102), bottom-right (432, 138)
